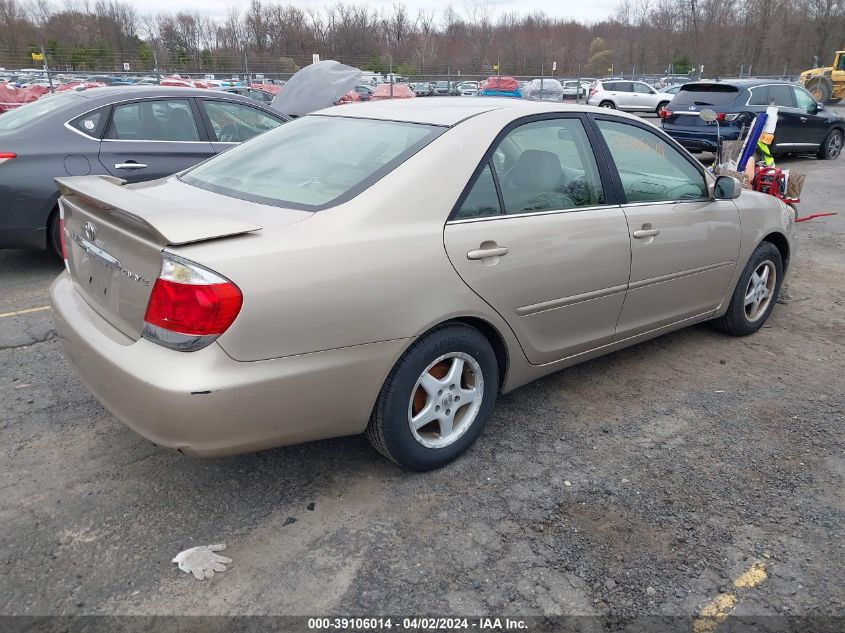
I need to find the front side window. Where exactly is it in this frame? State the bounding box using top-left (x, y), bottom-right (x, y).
top-left (490, 118), bottom-right (605, 214)
top-left (596, 119), bottom-right (708, 203)
top-left (633, 82), bottom-right (654, 94)
top-left (182, 115), bottom-right (442, 210)
top-left (201, 100), bottom-right (282, 143)
top-left (109, 99), bottom-right (200, 142)
top-left (792, 86), bottom-right (816, 113)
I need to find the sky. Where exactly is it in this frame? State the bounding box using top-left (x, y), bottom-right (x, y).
top-left (116, 0), bottom-right (620, 24)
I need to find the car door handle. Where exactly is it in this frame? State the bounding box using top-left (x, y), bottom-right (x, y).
top-left (467, 246), bottom-right (509, 260)
top-left (633, 228), bottom-right (660, 239)
top-left (800, 117), bottom-right (808, 122)
top-left (114, 162), bottom-right (147, 170)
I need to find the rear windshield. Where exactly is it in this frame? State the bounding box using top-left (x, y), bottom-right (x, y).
top-left (0, 93), bottom-right (81, 131)
top-left (672, 84), bottom-right (740, 107)
top-left (182, 115), bottom-right (443, 210)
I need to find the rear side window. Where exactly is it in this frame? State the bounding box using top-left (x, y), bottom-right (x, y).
top-left (69, 107), bottom-right (108, 138)
top-left (455, 164), bottom-right (501, 219)
top-left (108, 99), bottom-right (200, 142)
top-left (488, 118), bottom-right (605, 214)
top-left (748, 86), bottom-right (769, 106)
top-left (767, 85), bottom-right (794, 107)
top-left (182, 115), bottom-right (443, 210)
top-left (672, 84), bottom-right (740, 107)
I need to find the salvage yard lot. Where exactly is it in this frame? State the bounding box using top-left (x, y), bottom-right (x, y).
top-left (1, 118), bottom-right (843, 620)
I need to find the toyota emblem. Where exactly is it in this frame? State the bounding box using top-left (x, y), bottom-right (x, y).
top-left (83, 221), bottom-right (97, 242)
top-left (688, 106), bottom-right (697, 111)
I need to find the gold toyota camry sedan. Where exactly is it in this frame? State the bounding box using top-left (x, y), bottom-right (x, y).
top-left (50, 98), bottom-right (797, 470)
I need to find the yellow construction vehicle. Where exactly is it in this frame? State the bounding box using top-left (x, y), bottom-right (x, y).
top-left (800, 51), bottom-right (845, 103)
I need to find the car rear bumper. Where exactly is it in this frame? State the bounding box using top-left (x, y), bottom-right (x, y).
top-left (662, 125), bottom-right (742, 152)
top-left (50, 273), bottom-right (408, 456)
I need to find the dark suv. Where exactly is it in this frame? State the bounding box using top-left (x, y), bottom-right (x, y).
top-left (661, 79), bottom-right (843, 160)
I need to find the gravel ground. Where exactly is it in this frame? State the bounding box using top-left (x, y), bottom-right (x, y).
top-left (0, 141), bottom-right (843, 625)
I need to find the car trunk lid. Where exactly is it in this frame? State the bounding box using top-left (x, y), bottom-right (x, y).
top-left (56, 175), bottom-right (265, 341)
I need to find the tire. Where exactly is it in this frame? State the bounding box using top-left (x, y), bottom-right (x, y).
top-left (656, 101), bottom-right (670, 114)
top-left (599, 100), bottom-right (615, 109)
top-left (818, 129), bottom-right (842, 160)
top-left (712, 242), bottom-right (783, 336)
top-left (47, 208), bottom-right (63, 259)
top-left (366, 323), bottom-right (499, 471)
top-left (808, 80), bottom-right (832, 103)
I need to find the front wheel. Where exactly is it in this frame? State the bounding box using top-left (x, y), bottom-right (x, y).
top-left (818, 129), bottom-right (842, 160)
top-left (366, 323), bottom-right (498, 471)
top-left (712, 242), bottom-right (783, 336)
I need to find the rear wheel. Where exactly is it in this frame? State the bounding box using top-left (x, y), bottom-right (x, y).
top-left (366, 323), bottom-right (498, 471)
top-left (712, 242), bottom-right (783, 336)
top-left (656, 101), bottom-right (670, 114)
top-left (47, 208), bottom-right (62, 259)
top-left (599, 100), bottom-right (615, 109)
top-left (818, 129), bottom-right (842, 160)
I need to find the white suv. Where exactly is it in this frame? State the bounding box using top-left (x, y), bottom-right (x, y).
top-left (587, 79), bottom-right (672, 113)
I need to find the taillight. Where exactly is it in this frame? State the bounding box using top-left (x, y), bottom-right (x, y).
top-left (0, 152), bottom-right (16, 166)
top-left (590, 88), bottom-right (598, 96)
top-left (659, 108), bottom-right (672, 119)
top-left (142, 253), bottom-right (243, 352)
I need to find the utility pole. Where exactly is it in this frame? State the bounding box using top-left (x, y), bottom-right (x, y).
top-left (389, 54), bottom-right (394, 98)
top-left (41, 45), bottom-right (54, 93)
top-left (243, 48), bottom-right (250, 84)
top-left (153, 49), bottom-right (160, 81)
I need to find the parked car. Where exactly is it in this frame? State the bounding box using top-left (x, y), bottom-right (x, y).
top-left (658, 84), bottom-right (682, 96)
top-left (0, 86), bottom-right (287, 254)
top-left (587, 79), bottom-right (672, 113)
top-left (561, 80), bottom-right (586, 99)
top-left (458, 81), bottom-right (479, 96)
top-left (51, 99), bottom-right (795, 470)
top-left (432, 81), bottom-right (451, 96)
top-left (413, 82), bottom-right (433, 97)
top-left (354, 84), bottom-right (376, 100)
top-left (660, 79), bottom-right (844, 159)
top-left (657, 76), bottom-right (694, 89)
top-left (523, 78), bottom-right (565, 102)
top-left (221, 86), bottom-right (276, 105)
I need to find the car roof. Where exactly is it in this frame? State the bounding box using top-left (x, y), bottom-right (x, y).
top-left (313, 97), bottom-right (642, 127)
top-left (682, 79), bottom-right (795, 89)
top-left (72, 86), bottom-right (260, 102)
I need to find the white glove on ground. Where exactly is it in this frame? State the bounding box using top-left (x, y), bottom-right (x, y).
top-left (172, 543), bottom-right (232, 580)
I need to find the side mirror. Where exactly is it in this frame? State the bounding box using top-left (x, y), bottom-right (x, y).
top-left (714, 175), bottom-right (741, 200)
top-left (814, 101), bottom-right (824, 113)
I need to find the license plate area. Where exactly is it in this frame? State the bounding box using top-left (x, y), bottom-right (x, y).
top-left (71, 232), bottom-right (122, 312)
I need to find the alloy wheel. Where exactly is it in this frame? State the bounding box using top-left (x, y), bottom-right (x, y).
top-left (407, 352), bottom-right (484, 449)
top-left (744, 260), bottom-right (777, 322)
top-left (828, 132), bottom-right (842, 159)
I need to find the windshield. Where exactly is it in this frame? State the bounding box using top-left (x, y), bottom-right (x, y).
top-left (672, 84), bottom-right (740, 107)
top-left (182, 115), bottom-right (444, 210)
top-left (0, 93), bottom-right (80, 131)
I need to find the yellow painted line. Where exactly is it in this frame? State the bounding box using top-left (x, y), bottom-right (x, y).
top-left (692, 562), bottom-right (767, 633)
top-left (0, 305), bottom-right (51, 319)
top-left (734, 561), bottom-right (768, 589)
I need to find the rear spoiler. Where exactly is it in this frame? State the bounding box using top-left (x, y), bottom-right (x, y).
top-left (55, 175), bottom-right (262, 246)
